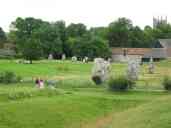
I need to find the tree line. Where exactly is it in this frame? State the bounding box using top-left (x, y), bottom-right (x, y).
top-left (0, 17), bottom-right (171, 62)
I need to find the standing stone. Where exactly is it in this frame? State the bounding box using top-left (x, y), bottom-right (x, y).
top-left (127, 59), bottom-right (139, 81)
top-left (83, 56), bottom-right (88, 63)
top-left (149, 57), bottom-right (155, 74)
top-left (48, 54), bottom-right (53, 60)
top-left (91, 58), bottom-right (111, 84)
top-left (71, 56), bottom-right (77, 62)
top-left (108, 58), bottom-right (112, 63)
top-left (62, 54), bottom-right (66, 60)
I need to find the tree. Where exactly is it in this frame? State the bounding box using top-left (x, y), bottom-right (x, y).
top-left (128, 26), bottom-right (150, 48)
top-left (22, 38), bottom-right (43, 64)
top-left (89, 27), bottom-right (108, 40)
top-left (10, 17), bottom-right (44, 63)
top-left (35, 23), bottom-right (63, 58)
top-left (107, 18), bottom-right (133, 47)
top-left (66, 23), bottom-right (87, 38)
top-left (53, 21), bottom-right (68, 56)
top-left (143, 26), bottom-right (155, 48)
top-left (0, 27), bottom-right (7, 48)
top-left (65, 23), bottom-right (87, 57)
top-left (153, 23), bottom-right (171, 39)
top-left (70, 34), bottom-right (111, 59)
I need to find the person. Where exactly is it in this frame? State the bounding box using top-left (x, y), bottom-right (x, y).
top-left (35, 78), bottom-right (44, 89)
top-left (35, 78), bottom-right (40, 88)
top-left (39, 79), bottom-right (44, 89)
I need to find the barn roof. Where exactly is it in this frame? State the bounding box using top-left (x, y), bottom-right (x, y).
top-left (143, 48), bottom-right (167, 58)
top-left (158, 39), bottom-right (171, 48)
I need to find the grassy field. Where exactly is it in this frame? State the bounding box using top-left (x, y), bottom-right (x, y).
top-left (0, 59), bottom-right (171, 128)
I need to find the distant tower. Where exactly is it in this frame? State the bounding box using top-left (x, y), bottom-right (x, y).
top-left (153, 16), bottom-right (167, 28)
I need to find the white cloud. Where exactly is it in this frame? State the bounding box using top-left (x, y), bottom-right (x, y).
top-left (0, 0), bottom-right (171, 31)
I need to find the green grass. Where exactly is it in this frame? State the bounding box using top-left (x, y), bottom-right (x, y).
top-left (105, 94), bottom-right (171, 128)
top-left (0, 88), bottom-right (167, 128)
top-left (0, 59), bottom-right (171, 128)
top-left (0, 60), bottom-right (92, 78)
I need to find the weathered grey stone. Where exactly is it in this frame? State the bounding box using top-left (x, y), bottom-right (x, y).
top-left (62, 54), bottom-right (66, 60)
top-left (48, 54), bottom-right (53, 60)
top-left (127, 59), bottom-right (139, 81)
top-left (149, 57), bottom-right (155, 74)
top-left (71, 56), bottom-right (77, 62)
top-left (92, 58), bottom-right (111, 84)
top-left (83, 56), bottom-right (88, 63)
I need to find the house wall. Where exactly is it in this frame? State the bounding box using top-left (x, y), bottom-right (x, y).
top-left (112, 55), bottom-right (142, 62)
top-left (166, 48), bottom-right (171, 58)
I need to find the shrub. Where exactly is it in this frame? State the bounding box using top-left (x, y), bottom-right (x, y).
top-left (162, 76), bottom-right (171, 91)
top-left (7, 89), bottom-right (64, 100)
top-left (108, 76), bottom-right (134, 91)
top-left (92, 75), bottom-right (103, 85)
top-left (0, 71), bottom-right (22, 84)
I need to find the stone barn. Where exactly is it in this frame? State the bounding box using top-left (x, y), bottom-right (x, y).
top-left (111, 39), bottom-right (171, 62)
top-left (112, 48), bottom-right (151, 62)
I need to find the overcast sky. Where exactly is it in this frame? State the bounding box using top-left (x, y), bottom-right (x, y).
top-left (0, 0), bottom-right (171, 31)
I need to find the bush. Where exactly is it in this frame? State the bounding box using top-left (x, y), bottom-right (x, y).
top-left (0, 71), bottom-right (21, 84)
top-left (7, 89), bottom-right (64, 101)
top-left (92, 75), bottom-right (103, 85)
top-left (162, 76), bottom-right (171, 91)
top-left (108, 76), bottom-right (134, 91)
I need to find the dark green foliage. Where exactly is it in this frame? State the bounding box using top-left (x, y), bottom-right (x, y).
top-left (35, 23), bottom-right (63, 58)
top-left (8, 16), bottom-right (171, 60)
top-left (10, 17), bottom-right (44, 62)
top-left (66, 23), bottom-right (87, 38)
top-left (21, 38), bottom-right (43, 63)
top-left (92, 75), bottom-right (103, 85)
top-left (0, 27), bottom-right (7, 48)
top-left (8, 89), bottom-right (63, 100)
top-left (0, 27), bottom-right (6, 41)
top-left (0, 71), bottom-right (21, 84)
top-left (162, 76), bottom-right (171, 91)
top-left (107, 18), bottom-right (133, 47)
top-left (108, 76), bottom-right (134, 91)
top-left (68, 34), bottom-right (111, 59)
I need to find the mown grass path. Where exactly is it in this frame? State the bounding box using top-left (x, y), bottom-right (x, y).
top-left (83, 94), bottom-right (171, 128)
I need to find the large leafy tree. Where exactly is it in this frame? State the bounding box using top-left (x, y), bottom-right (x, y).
top-left (143, 26), bottom-right (155, 48)
top-left (66, 23), bottom-right (87, 38)
top-left (65, 23), bottom-right (87, 57)
top-left (107, 18), bottom-right (133, 47)
top-left (69, 34), bottom-right (111, 59)
top-left (128, 26), bottom-right (150, 48)
top-left (35, 23), bottom-right (63, 58)
top-left (21, 38), bottom-right (43, 64)
top-left (53, 21), bottom-right (68, 56)
top-left (0, 27), bottom-right (7, 48)
top-left (89, 27), bottom-right (108, 40)
top-left (10, 17), bottom-right (44, 63)
top-left (153, 23), bottom-right (171, 39)
top-left (0, 27), bottom-right (6, 41)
